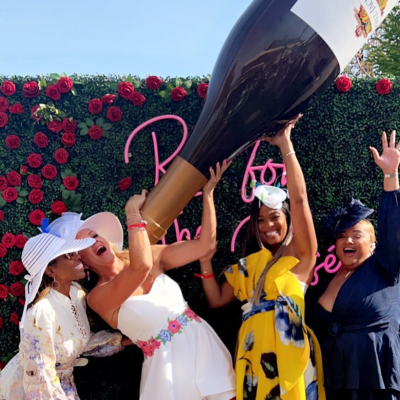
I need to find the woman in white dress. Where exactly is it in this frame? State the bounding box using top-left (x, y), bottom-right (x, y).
top-left (0, 231), bottom-right (126, 400)
top-left (54, 162), bottom-right (236, 400)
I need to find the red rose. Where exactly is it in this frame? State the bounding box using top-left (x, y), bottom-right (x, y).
top-left (62, 118), bottom-right (77, 133)
top-left (61, 132), bottom-right (76, 147)
top-left (9, 103), bottom-right (24, 114)
top-left (41, 164), bottom-right (57, 180)
top-left (31, 105), bottom-right (41, 121)
top-left (27, 153), bottom-right (42, 168)
top-left (2, 187), bottom-right (18, 203)
top-left (5, 135), bottom-right (20, 149)
top-left (130, 92), bottom-right (146, 106)
top-left (28, 189), bottom-right (43, 205)
top-left (170, 87), bottom-right (187, 102)
top-left (47, 120), bottom-right (62, 133)
top-left (335, 76), bottom-right (352, 93)
top-left (101, 94), bottom-right (116, 104)
top-left (0, 210), bottom-right (4, 221)
top-left (54, 148), bottom-right (69, 164)
top-left (6, 171), bottom-right (21, 186)
top-left (19, 298), bottom-right (26, 306)
top-left (376, 78), bottom-right (392, 95)
top-left (106, 106), bottom-right (123, 122)
top-left (0, 317), bottom-right (3, 329)
top-left (88, 125), bottom-right (103, 140)
top-left (0, 97), bottom-right (9, 112)
top-left (118, 82), bottom-right (135, 99)
top-left (45, 84), bottom-right (61, 101)
top-left (118, 177), bottom-right (132, 191)
top-left (20, 165), bottom-right (28, 175)
top-left (28, 174), bottom-right (42, 189)
top-left (0, 284), bottom-right (8, 299)
top-left (10, 282), bottom-right (24, 297)
top-left (10, 312), bottom-right (20, 325)
top-left (0, 244), bottom-right (7, 258)
top-left (22, 81), bottom-right (40, 98)
top-left (88, 99), bottom-right (103, 114)
top-left (2, 233), bottom-right (15, 249)
top-left (0, 112), bottom-right (8, 128)
top-left (57, 77), bottom-right (73, 94)
top-left (51, 201), bottom-right (68, 215)
top-left (0, 176), bottom-right (7, 191)
top-left (34, 132), bottom-right (49, 148)
top-left (0, 81), bottom-right (16, 96)
top-left (63, 176), bottom-right (79, 190)
top-left (15, 234), bottom-right (27, 248)
top-left (197, 83), bottom-right (209, 99)
top-left (9, 261), bottom-right (24, 276)
top-left (145, 76), bottom-right (162, 90)
top-left (29, 209), bottom-right (46, 226)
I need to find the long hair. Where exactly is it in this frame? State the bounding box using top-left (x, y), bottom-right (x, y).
top-left (243, 200), bottom-right (292, 303)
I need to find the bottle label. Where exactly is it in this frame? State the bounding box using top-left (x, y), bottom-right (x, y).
top-left (292, 0), bottom-right (397, 71)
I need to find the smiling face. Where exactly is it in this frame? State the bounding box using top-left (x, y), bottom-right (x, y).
top-left (335, 221), bottom-right (375, 270)
top-left (46, 252), bottom-right (85, 282)
top-left (257, 204), bottom-right (288, 250)
top-left (76, 229), bottom-right (116, 269)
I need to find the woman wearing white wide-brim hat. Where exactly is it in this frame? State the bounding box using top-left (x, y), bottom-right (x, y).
top-left (0, 231), bottom-right (128, 400)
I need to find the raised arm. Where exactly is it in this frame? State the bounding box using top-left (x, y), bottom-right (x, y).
top-left (370, 131), bottom-right (400, 282)
top-left (158, 161), bottom-right (231, 271)
top-left (263, 115), bottom-right (317, 281)
top-left (87, 191), bottom-right (152, 325)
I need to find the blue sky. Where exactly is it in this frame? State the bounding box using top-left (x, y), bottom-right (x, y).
top-left (0, 0), bottom-right (253, 78)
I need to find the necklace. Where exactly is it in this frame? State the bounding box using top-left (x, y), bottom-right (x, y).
top-left (344, 270), bottom-right (353, 278)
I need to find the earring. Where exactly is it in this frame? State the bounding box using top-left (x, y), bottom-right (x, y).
top-left (51, 276), bottom-right (60, 290)
top-left (86, 270), bottom-right (90, 281)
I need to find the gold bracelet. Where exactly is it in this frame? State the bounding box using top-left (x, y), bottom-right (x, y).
top-left (384, 173), bottom-right (398, 178)
top-left (284, 151), bottom-right (296, 158)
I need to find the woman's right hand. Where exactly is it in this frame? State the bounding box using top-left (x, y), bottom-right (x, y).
top-left (125, 189), bottom-right (148, 216)
top-left (370, 130), bottom-right (400, 174)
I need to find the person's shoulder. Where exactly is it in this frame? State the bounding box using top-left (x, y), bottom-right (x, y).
top-left (25, 296), bottom-right (56, 324)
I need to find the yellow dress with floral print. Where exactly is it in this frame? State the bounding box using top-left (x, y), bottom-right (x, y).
top-left (225, 249), bottom-right (325, 400)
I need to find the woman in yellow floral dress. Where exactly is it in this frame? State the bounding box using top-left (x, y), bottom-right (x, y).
top-left (198, 115), bottom-right (325, 400)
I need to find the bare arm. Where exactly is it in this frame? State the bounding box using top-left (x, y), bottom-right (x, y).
top-left (264, 115), bottom-right (317, 281)
top-left (159, 161), bottom-right (231, 271)
top-left (88, 191), bottom-right (152, 326)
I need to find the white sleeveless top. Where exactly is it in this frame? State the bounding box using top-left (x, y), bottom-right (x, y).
top-left (117, 274), bottom-right (236, 400)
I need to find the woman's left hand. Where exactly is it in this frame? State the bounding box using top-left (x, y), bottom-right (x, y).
top-left (203, 159), bottom-right (232, 194)
top-left (370, 130), bottom-right (400, 173)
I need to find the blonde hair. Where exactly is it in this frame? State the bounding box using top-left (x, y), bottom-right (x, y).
top-left (359, 219), bottom-right (376, 243)
top-left (110, 243), bottom-right (130, 267)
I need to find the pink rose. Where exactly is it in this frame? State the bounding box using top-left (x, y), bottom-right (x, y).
top-left (168, 320), bottom-right (181, 334)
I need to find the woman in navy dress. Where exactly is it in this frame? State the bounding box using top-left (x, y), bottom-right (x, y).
top-left (313, 131), bottom-right (400, 400)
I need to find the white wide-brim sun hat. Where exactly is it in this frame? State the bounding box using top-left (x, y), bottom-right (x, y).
top-left (20, 233), bottom-right (95, 328)
top-left (44, 212), bottom-right (124, 251)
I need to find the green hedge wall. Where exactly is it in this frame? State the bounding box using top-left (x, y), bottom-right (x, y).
top-left (0, 74), bottom-right (397, 399)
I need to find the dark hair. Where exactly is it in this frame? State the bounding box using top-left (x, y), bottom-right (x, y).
top-left (242, 200), bottom-right (292, 303)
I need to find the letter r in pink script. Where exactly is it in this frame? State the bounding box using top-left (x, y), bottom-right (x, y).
top-left (124, 115), bottom-right (188, 186)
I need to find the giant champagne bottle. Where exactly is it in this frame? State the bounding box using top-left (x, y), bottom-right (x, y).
top-left (141, 0), bottom-right (397, 243)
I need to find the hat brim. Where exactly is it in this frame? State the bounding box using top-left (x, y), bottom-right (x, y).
top-left (77, 212), bottom-right (123, 251)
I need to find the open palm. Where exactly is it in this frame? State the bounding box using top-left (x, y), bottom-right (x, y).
top-left (370, 131), bottom-right (400, 174)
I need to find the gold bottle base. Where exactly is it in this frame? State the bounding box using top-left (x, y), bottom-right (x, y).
top-left (141, 156), bottom-right (208, 243)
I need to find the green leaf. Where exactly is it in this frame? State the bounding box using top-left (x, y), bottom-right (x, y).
top-left (71, 87), bottom-right (78, 96)
top-left (109, 82), bottom-right (118, 91)
top-left (185, 89), bottom-right (192, 96)
top-left (77, 122), bottom-right (87, 129)
top-left (85, 118), bottom-right (94, 127)
top-left (18, 190), bottom-right (28, 197)
top-left (126, 74), bottom-right (133, 83)
top-left (102, 130), bottom-right (110, 138)
top-left (50, 73), bottom-right (60, 80)
top-left (14, 186), bottom-right (21, 192)
top-left (182, 80), bottom-right (192, 90)
top-left (175, 78), bottom-right (183, 87)
top-left (102, 123), bottom-right (113, 131)
top-left (96, 117), bottom-right (104, 127)
top-left (61, 170), bottom-right (68, 179)
top-left (166, 83), bottom-right (174, 92)
top-left (133, 79), bottom-right (142, 89)
top-left (62, 190), bottom-right (70, 200)
top-left (16, 197), bottom-right (25, 204)
top-left (158, 90), bottom-right (167, 99)
top-left (60, 184), bottom-right (65, 191)
top-left (39, 77), bottom-right (47, 90)
top-left (10, 296), bottom-right (17, 303)
top-left (80, 127), bottom-right (89, 136)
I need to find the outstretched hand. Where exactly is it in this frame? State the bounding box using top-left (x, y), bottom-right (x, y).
top-left (370, 131), bottom-right (400, 174)
top-left (262, 113), bottom-right (302, 149)
top-left (203, 159), bottom-right (232, 195)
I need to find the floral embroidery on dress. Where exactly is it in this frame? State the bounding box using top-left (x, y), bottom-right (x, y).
top-left (136, 307), bottom-right (201, 358)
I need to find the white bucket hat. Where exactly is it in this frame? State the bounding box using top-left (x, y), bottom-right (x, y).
top-left (20, 233), bottom-right (95, 328)
top-left (44, 212), bottom-right (124, 251)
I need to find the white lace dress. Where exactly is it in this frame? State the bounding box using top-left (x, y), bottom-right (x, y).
top-left (117, 273), bottom-right (236, 400)
top-left (0, 282), bottom-right (123, 400)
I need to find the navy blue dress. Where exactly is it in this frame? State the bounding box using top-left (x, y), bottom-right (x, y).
top-left (313, 190), bottom-right (400, 400)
